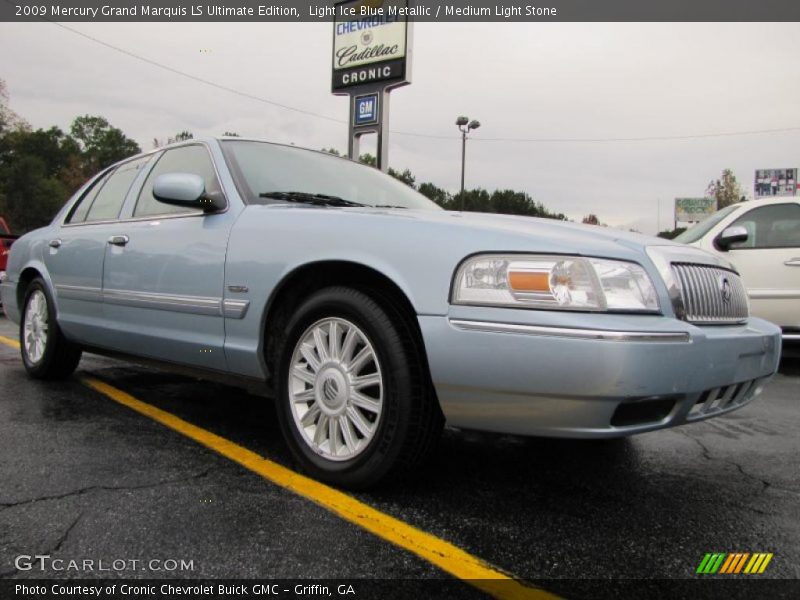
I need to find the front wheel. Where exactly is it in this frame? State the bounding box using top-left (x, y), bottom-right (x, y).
top-left (20, 278), bottom-right (82, 379)
top-left (275, 286), bottom-right (442, 489)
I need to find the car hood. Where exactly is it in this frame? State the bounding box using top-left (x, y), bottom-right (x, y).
top-left (332, 206), bottom-right (683, 256)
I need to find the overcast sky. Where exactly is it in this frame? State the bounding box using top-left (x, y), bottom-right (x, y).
top-left (1, 22), bottom-right (799, 233)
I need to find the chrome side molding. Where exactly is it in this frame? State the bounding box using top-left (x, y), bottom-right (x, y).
top-left (55, 285), bottom-right (250, 320)
top-left (449, 319), bottom-right (691, 343)
top-left (222, 299), bottom-right (250, 319)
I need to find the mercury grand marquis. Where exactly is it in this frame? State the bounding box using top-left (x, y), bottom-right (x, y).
top-left (0, 138), bottom-right (782, 487)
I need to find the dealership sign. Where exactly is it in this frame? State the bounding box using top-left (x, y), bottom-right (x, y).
top-left (331, 0), bottom-right (413, 171)
top-left (332, 0), bottom-right (410, 92)
top-left (675, 197), bottom-right (717, 223)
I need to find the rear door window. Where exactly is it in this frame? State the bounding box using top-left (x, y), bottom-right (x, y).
top-left (83, 156), bottom-right (150, 223)
top-left (67, 171), bottom-right (112, 224)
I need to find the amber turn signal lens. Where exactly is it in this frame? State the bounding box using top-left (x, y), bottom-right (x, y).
top-left (508, 270), bottom-right (550, 292)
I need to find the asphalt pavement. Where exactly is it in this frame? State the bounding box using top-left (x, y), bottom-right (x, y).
top-left (0, 315), bottom-right (798, 597)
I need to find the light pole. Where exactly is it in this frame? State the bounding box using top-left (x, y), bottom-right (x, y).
top-left (456, 116), bottom-right (480, 210)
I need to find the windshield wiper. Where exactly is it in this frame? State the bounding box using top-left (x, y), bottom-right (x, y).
top-left (258, 191), bottom-right (365, 207)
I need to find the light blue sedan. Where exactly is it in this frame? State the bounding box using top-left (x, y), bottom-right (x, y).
top-left (0, 138), bottom-right (782, 487)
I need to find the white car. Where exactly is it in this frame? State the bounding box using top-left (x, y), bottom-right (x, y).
top-left (675, 197), bottom-right (800, 341)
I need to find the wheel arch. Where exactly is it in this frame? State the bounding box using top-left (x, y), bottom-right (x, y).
top-left (16, 262), bottom-right (54, 313)
top-left (260, 260), bottom-right (434, 396)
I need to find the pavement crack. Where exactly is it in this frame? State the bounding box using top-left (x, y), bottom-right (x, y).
top-left (52, 512), bottom-right (83, 554)
top-left (0, 468), bottom-right (215, 510)
top-left (0, 513), bottom-right (83, 579)
top-left (678, 429), bottom-right (770, 493)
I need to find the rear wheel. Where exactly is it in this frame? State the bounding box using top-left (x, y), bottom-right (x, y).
top-left (20, 278), bottom-right (82, 379)
top-left (275, 286), bottom-right (442, 488)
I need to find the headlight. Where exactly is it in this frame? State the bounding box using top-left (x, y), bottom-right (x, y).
top-left (452, 254), bottom-right (660, 312)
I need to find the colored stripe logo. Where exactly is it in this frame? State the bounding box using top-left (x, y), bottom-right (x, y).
top-left (697, 553), bottom-right (773, 574)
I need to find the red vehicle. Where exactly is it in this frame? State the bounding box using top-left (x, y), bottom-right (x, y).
top-left (0, 217), bottom-right (16, 306)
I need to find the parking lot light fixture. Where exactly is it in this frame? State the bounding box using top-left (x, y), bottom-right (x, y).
top-left (457, 116), bottom-right (481, 209)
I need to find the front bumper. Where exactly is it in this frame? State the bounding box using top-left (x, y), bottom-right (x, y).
top-left (418, 308), bottom-right (781, 438)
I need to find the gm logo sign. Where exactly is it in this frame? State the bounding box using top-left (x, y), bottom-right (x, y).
top-left (354, 93), bottom-right (379, 127)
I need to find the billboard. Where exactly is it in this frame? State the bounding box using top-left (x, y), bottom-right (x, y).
top-left (675, 197), bottom-right (717, 223)
top-left (332, 0), bottom-right (410, 92)
top-left (755, 168), bottom-right (797, 198)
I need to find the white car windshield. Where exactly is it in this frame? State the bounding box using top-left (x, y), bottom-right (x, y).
top-left (674, 204), bottom-right (740, 244)
top-left (221, 140), bottom-right (441, 211)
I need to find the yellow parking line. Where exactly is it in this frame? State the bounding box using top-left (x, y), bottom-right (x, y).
top-left (0, 335), bottom-right (20, 349)
top-left (0, 333), bottom-right (556, 597)
top-left (81, 376), bottom-right (557, 600)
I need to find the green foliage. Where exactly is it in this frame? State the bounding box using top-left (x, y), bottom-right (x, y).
top-left (706, 169), bottom-right (746, 209)
top-left (417, 182), bottom-right (450, 206)
top-left (0, 108), bottom-right (140, 232)
top-left (657, 227), bottom-right (687, 240)
top-left (388, 167), bottom-right (415, 187)
top-left (222, 131), bottom-right (240, 137)
top-left (170, 131), bottom-right (194, 143)
top-left (356, 152), bottom-right (565, 219)
top-left (0, 128), bottom-right (73, 232)
top-left (358, 153), bottom-right (376, 166)
top-left (70, 115), bottom-right (141, 173)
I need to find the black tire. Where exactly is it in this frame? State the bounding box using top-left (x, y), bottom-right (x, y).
top-left (20, 277), bottom-right (82, 380)
top-left (275, 286), bottom-right (443, 489)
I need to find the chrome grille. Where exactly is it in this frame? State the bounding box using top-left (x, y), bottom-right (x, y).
top-left (671, 263), bottom-right (748, 324)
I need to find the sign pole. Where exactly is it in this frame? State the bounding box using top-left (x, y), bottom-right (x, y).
top-left (376, 89), bottom-right (390, 172)
top-left (332, 0), bottom-right (411, 172)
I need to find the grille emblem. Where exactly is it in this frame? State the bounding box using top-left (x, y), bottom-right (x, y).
top-left (719, 276), bottom-right (732, 304)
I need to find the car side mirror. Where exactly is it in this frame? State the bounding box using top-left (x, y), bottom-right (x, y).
top-left (152, 173), bottom-right (225, 212)
top-left (714, 225), bottom-right (748, 251)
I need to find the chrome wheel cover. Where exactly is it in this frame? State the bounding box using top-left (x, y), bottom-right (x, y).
top-left (23, 290), bottom-right (49, 364)
top-left (288, 317), bottom-right (384, 462)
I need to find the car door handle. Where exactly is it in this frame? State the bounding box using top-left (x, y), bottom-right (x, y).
top-left (107, 235), bottom-right (129, 247)
top-left (49, 239), bottom-right (62, 248)
top-left (785, 258), bottom-right (800, 267)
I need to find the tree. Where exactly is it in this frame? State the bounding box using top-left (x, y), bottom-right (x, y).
top-left (321, 147), bottom-right (342, 156)
top-left (222, 131), bottom-right (240, 137)
top-left (0, 79), bottom-right (27, 134)
top-left (0, 79), bottom-right (30, 135)
top-left (582, 214), bottom-right (600, 225)
top-left (358, 153), bottom-right (376, 167)
top-left (706, 169), bottom-right (746, 209)
top-left (418, 182), bottom-right (452, 207)
top-left (657, 227), bottom-right (687, 240)
top-left (70, 115), bottom-right (140, 173)
top-left (170, 131), bottom-right (194, 143)
top-left (388, 167), bottom-right (415, 188)
top-left (0, 126), bottom-right (77, 231)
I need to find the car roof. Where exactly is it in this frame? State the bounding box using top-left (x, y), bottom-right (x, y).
top-left (117, 136), bottom-right (353, 168)
top-left (735, 195), bottom-right (800, 209)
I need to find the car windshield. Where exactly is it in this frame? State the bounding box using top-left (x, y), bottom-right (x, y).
top-left (221, 140), bottom-right (442, 211)
top-left (674, 204), bottom-right (741, 244)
